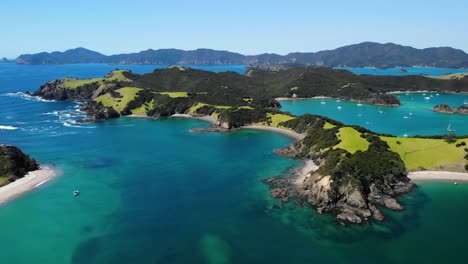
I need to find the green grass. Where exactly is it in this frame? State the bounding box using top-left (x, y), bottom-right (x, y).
top-left (95, 87), bottom-right (142, 112)
top-left (0, 177), bottom-right (10, 187)
top-left (427, 73), bottom-right (468, 80)
top-left (382, 137), bottom-right (467, 171)
top-left (254, 113), bottom-right (295, 129)
top-left (237, 106), bottom-right (254, 110)
top-left (131, 99), bottom-right (154, 115)
top-left (59, 70), bottom-right (131, 89)
top-left (323, 122), bottom-right (336, 129)
top-left (334, 127), bottom-right (369, 154)
top-left (60, 78), bottom-right (103, 89)
top-left (159, 92), bottom-right (189, 98)
top-left (168, 66), bottom-right (187, 71)
top-left (188, 102), bottom-right (231, 113)
top-left (106, 70), bottom-right (132, 82)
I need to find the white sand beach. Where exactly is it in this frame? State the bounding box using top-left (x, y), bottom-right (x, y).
top-left (408, 171), bottom-right (468, 183)
top-left (275, 96), bottom-right (332, 101)
top-left (241, 125), bottom-right (305, 140)
top-left (171, 114), bottom-right (218, 124)
top-left (0, 166), bottom-right (58, 205)
top-left (294, 159), bottom-right (319, 184)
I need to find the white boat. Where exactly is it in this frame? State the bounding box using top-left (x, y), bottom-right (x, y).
top-left (337, 106), bottom-right (342, 110)
top-left (424, 96), bottom-right (431, 100)
top-left (464, 99), bottom-right (467, 105)
top-left (73, 190), bottom-right (80, 196)
top-left (447, 123), bottom-right (455, 132)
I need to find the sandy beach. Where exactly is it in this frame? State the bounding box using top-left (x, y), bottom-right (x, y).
top-left (242, 125), bottom-right (305, 140)
top-left (275, 96), bottom-right (332, 101)
top-left (0, 166), bottom-right (58, 205)
top-left (294, 159), bottom-right (319, 184)
top-left (408, 171), bottom-right (468, 183)
top-left (171, 113), bottom-right (218, 124)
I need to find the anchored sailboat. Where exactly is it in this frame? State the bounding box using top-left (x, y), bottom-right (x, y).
top-left (447, 123), bottom-right (456, 132)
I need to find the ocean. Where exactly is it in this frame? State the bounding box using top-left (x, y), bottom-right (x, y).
top-left (0, 64), bottom-right (467, 263)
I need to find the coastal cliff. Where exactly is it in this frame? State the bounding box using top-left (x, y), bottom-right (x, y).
top-left (266, 115), bottom-right (415, 224)
top-left (0, 145), bottom-right (39, 187)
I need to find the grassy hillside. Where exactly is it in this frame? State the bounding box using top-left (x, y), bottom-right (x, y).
top-left (335, 127), bottom-right (370, 154)
top-left (382, 137), bottom-right (467, 171)
top-left (95, 87), bottom-right (142, 112)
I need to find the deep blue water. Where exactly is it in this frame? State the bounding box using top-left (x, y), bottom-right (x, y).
top-left (1, 64), bottom-right (468, 263)
top-left (335, 67), bottom-right (468, 76)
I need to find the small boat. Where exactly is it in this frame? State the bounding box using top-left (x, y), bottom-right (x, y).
top-left (454, 182), bottom-right (458, 185)
top-left (73, 190), bottom-right (80, 196)
top-left (357, 102), bottom-right (363, 106)
top-left (447, 123), bottom-right (455, 132)
top-left (320, 101), bottom-right (326, 105)
top-left (337, 106), bottom-right (342, 110)
top-left (464, 99), bottom-right (467, 105)
top-left (424, 96), bottom-right (431, 100)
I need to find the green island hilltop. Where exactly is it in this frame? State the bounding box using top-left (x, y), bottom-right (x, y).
top-left (32, 66), bottom-right (468, 224)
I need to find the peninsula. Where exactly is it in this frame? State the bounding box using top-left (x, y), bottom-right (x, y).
top-left (0, 145), bottom-right (57, 204)
top-left (31, 66), bottom-right (468, 224)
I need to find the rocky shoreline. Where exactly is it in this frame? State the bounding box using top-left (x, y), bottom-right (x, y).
top-left (432, 104), bottom-right (468, 115)
top-left (267, 146), bottom-right (415, 225)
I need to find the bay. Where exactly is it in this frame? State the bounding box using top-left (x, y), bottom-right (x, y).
top-left (0, 64), bottom-right (467, 263)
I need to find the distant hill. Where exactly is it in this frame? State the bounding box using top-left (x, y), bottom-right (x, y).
top-left (16, 48), bottom-right (107, 64)
top-left (15, 42), bottom-right (468, 68)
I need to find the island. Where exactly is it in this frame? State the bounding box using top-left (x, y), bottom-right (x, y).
top-left (30, 66), bottom-right (468, 224)
top-left (0, 145), bottom-right (56, 204)
top-left (433, 104), bottom-right (468, 115)
top-left (14, 42), bottom-right (468, 68)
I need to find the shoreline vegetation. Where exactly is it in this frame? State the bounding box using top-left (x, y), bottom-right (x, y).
top-left (0, 166), bottom-right (58, 205)
top-left (29, 66), bottom-right (468, 224)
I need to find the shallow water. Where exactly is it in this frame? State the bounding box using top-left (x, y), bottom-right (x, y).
top-left (280, 93), bottom-right (468, 136)
top-left (1, 64), bottom-right (468, 263)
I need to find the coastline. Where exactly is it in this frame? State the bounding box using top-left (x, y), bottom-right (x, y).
top-left (0, 166), bottom-right (59, 205)
top-left (408, 171), bottom-right (468, 183)
top-left (171, 113), bottom-right (218, 124)
top-left (241, 125), bottom-right (305, 140)
top-left (276, 96), bottom-right (332, 101)
top-left (293, 159), bottom-right (319, 184)
top-left (387, 90), bottom-right (468, 95)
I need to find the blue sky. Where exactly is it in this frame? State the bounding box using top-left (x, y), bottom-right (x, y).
top-left (1, 0), bottom-right (467, 57)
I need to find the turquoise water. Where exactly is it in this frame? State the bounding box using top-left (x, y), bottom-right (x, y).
top-left (281, 93), bottom-right (468, 136)
top-left (335, 67), bottom-right (468, 76)
top-left (1, 65), bottom-right (468, 263)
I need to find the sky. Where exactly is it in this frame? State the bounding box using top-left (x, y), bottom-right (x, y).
top-left (1, 0), bottom-right (467, 58)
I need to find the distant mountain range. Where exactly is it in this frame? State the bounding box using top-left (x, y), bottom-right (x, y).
top-left (14, 42), bottom-right (468, 68)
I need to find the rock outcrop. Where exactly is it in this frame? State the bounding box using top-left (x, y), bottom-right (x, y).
top-left (432, 104), bottom-right (468, 115)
